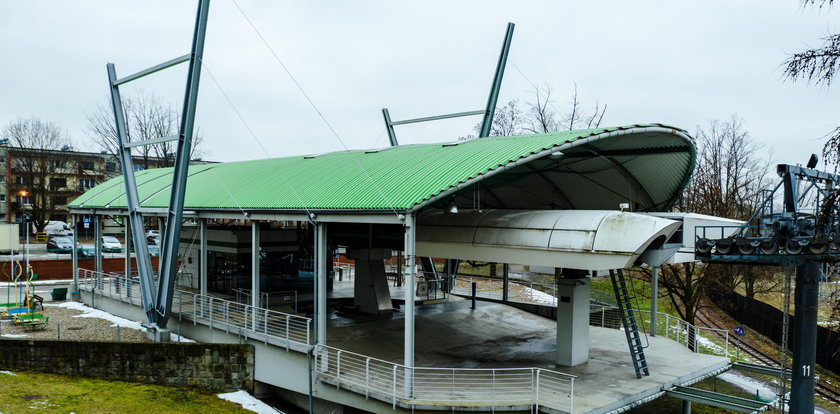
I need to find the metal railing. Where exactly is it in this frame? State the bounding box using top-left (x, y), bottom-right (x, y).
top-left (314, 344), bottom-right (575, 412)
top-left (77, 268), bottom-right (312, 350)
top-left (589, 304), bottom-right (731, 358)
top-left (451, 274), bottom-right (558, 306)
top-left (233, 288), bottom-right (298, 311)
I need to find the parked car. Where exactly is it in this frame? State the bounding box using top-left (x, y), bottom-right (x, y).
top-left (129, 243), bottom-right (160, 256)
top-left (146, 230), bottom-right (160, 238)
top-left (46, 236), bottom-right (76, 253)
top-left (44, 221), bottom-right (73, 237)
top-left (147, 235), bottom-right (160, 246)
top-left (78, 244), bottom-right (96, 258)
top-left (101, 236), bottom-right (122, 253)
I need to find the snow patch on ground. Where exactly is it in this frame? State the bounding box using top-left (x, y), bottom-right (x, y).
top-left (171, 333), bottom-right (195, 343)
top-left (46, 301), bottom-right (197, 342)
top-left (519, 285), bottom-right (557, 306)
top-left (718, 370), bottom-right (778, 402)
top-left (0, 370), bottom-right (16, 375)
top-left (1, 333), bottom-right (29, 338)
top-left (695, 334), bottom-right (727, 354)
top-left (49, 301), bottom-right (145, 331)
top-left (218, 390), bottom-right (283, 414)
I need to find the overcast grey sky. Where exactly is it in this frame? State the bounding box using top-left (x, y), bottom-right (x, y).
top-left (1, 1), bottom-right (838, 167)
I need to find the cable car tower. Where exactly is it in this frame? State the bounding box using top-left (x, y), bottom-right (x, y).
top-left (104, 0), bottom-right (210, 340)
top-left (695, 155), bottom-right (840, 414)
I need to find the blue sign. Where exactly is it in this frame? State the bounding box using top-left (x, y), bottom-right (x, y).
top-left (733, 326), bottom-right (746, 337)
top-left (83, 217), bottom-right (91, 224)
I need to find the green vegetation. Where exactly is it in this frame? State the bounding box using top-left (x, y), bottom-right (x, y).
top-left (0, 371), bottom-right (249, 413)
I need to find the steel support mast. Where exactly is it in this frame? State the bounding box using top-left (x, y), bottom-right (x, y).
top-left (106, 0), bottom-right (210, 332)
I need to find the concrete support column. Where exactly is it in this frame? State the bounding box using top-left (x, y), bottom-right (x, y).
top-left (251, 221), bottom-right (261, 309)
top-left (650, 266), bottom-right (659, 336)
top-left (199, 218), bottom-right (208, 297)
top-left (555, 277), bottom-right (590, 366)
top-left (315, 222), bottom-right (327, 345)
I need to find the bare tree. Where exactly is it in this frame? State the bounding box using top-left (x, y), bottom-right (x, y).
top-left (680, 117), bottom-right (771, 219)
top-left (85, 91), bottom-right (206, 170)
top-left (783, 0), bottom-right (840, 169)
top-left (2, 117), bottom-right (73, 231)
top-left (468, 83), bottom-right (608, 138)
top-left (525, 84), bottom-right (559, 134)
top-left (653, 118), bottom-right (772, 327)
top-left (490, 99), bottom-right (526, 136)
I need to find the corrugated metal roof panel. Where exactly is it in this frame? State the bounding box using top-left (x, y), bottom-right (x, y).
top-left (69, 124), bottom-right (694, 212)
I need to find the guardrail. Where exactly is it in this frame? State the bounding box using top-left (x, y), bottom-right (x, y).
top-left (451, 275), bottom-right (558, 306)
top-left (447, 275), bottom-right (732, 359)
top-left (233, 288), bottom-right (298, 311)
top-left (314, 344), bottom-right (575, 412)
top-left (77, 268), bottom-right (312, 350)
top-left (589, 304), bottom-right (731, 358)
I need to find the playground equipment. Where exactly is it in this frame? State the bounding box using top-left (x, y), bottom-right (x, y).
top-left (1, 260), bottom-right (48, 329)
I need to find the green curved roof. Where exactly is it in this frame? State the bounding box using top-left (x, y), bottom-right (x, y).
top-left (69, 124), bottom-right (696, 213)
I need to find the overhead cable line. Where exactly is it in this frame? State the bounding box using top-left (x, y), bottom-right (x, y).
top-left (229, 0), bottom-right (401, 218)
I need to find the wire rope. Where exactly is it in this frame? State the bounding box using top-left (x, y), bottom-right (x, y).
top-left (227, 0), bottom-right (402, 219)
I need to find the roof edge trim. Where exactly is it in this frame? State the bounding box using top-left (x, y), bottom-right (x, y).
top-left (410, 125), bottom-right (695, 213)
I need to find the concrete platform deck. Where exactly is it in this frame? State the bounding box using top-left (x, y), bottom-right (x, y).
top-left (326, 299), bottom-right (729, 414)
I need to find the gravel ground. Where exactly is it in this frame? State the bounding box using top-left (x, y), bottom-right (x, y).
top-left (0, 299), bottom-right (152, 343)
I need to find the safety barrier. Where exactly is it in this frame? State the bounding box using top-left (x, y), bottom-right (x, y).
top-left (589, 304), bottom-right (731, 358)
top-left (314, 344), bottom-right (575, 412)
top-left (76, 268), bottom-right (312, 350)
top-left (452, 274), bottom-right (558, 305)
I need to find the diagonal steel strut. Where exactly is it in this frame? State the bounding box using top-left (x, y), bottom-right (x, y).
top-left (107, 0), bottom-right (210, 329)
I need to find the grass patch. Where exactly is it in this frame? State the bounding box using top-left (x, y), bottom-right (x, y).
top-left (0, 371), bottom-right (249, 413)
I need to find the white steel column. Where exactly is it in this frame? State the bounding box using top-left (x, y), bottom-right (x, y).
top-left (94, 215), bottom-right (102, 274)
top-left (71, 214), bottom-right (78, 288)
top-left (316, 222), bottom-right (327, 345)
top-left (200, 218), bottom-right (208, 296)
top-left (650, 266), bottom-right (659, 336)
top-left (251, 221), bottom-right (260, 309)
top-left (404, 214), bottom-right (416, 367)
top-left (404, 214), bottom-right (416, 397)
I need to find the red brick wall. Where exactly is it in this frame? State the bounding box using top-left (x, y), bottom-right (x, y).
top-left (0, 257), bottom-right (160, 281)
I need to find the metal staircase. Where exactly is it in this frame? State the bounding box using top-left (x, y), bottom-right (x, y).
top-left (609, 269), bottom-right (650, 379)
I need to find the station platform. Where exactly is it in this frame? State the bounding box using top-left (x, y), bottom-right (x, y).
top-left (326, 298), bottom-right (730, 414)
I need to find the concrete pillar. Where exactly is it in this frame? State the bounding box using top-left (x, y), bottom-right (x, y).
top-left (555, 277), bottom-right (590, 366)
top-left (315, 222), bottom-right (327, 345)
top-left (650, 266), bottom-right (658, 336)
top-left (348, 248), bottom-right (393, 314)
top-left (199, 218), bottom-right (208, 296)
top-left (251, 221), bottom-right (260, 309)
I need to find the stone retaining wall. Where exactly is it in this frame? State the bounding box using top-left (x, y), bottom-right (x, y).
top-left (0, 340), bottom-right (254, 392)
